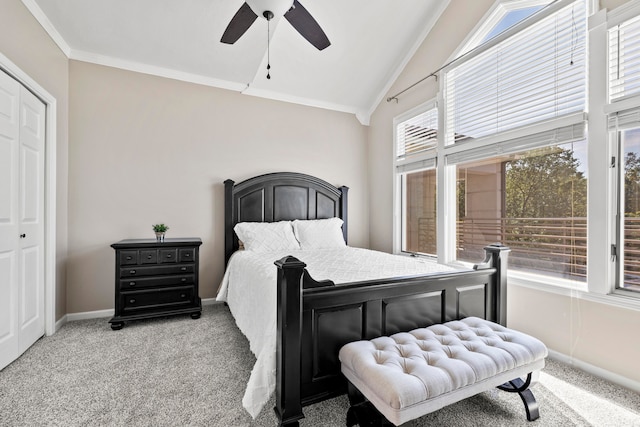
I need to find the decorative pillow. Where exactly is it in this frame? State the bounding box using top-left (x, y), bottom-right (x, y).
top-left (292, 218), bottom-right (346, 249)
top-left (234, 221), bottom-right (300, 252)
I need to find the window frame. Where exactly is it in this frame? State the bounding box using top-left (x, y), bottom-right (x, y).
top-left (393, 100), bottom-right (440, 255)
top-left (605, 1), bottom-right (640, 300)
top-left (447, 0), bottom-right (590, 280)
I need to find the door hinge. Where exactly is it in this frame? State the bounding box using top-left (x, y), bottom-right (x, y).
top-left (611, 244), bottom-right (617, 261)
top-left (611, 156), bottom-right (616, 168)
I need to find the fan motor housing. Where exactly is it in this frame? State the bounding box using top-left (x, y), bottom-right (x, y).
top-left (246, 0), bottom-right (294, 18)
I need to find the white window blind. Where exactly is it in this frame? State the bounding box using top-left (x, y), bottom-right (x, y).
top-left (396, 106), bottom-right (438, 160)
top-left (446, 122), bottom-right (586, 165)
top-left (444, 0), bottom-right (586, 145)
top-left (396, 158), bottom-right (437, 174)
top-left (609, 14), bottom-right (640, 102)
top-left (608, 108), bottom-right (640, 131)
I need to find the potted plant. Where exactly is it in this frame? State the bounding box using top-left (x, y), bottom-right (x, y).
top-left (152, 223), bottom-right (169, 242)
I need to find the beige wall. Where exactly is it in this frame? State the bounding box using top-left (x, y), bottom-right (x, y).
top-left (508, 288), bottom-right (640, 383)
top-left (0, 0), bottom-right (69, 321)
top-left (67, 60), bottom-right (369, 313)
top-left (368, 0), bottom-right (640, 384)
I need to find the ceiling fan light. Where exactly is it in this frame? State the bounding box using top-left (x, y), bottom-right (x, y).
top-left (246, 0), bottom-right (294, 18)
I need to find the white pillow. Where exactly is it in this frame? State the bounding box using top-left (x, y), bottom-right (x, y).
top-left (234, 221), bottom-right (300, 252)
top-left (292, 218), bottom-right (346, 249)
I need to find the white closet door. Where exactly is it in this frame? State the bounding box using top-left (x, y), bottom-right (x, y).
top-left (0, 72), bottom-right (45, 371)
top-left (17, 85), bottom-right (45, 355)
top-left (0, 71), bottom-right (21, 370)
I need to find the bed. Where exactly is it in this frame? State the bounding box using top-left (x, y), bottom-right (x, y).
top-left (219, 172), bottom-right (510, 427)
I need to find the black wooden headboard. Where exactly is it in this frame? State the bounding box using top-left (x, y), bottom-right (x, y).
top-left (224, 172), bottom-right (349, 264)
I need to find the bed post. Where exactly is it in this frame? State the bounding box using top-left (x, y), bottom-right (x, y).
top-left (339, 186), bottom-right (349, 244)
top-left (224, 179), bottom-right (235, 265)
top-left (478, 244), bottom-right (510, 326)
top-left (274, 256), bottom-right (306, 427)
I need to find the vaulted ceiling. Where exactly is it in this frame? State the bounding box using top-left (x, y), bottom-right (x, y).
top-left (24, 0), bottom-right (449, 124)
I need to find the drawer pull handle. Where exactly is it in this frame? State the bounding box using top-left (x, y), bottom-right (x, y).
top-left (166, 254), bottom-right (172, 258)
top-left (129, 282), bottom-right (136, 287)
top-left (181, 278), bottom-right (187, 282)
top-left (180, 267), bottom-right (187, 271)
top-left (129, 270), bottom-right (136, 275)
top-left (129, 299), bottom-right (136, 304)
top-left (126, 256), bottom-right (132, 260)
top-left (181, 294), bottom-right (186, 298)
top-left (147, 255), bottom-right (152, 259)
top-left (185, 254), bottom-right (190, 257)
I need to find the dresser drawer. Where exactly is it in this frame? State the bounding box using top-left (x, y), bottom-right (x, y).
top-left (120, 264), bottom-right (194, 278)
top-left (159, 249), bottom-right (178, 263)
top-left (179, 248), bottom-right (195, 262)
top-left (120, 274), bottom-right (194, 290)
top-left (120, 250), bottom-right (138, 265)
top-left (120, 286), bottom-right (195, 313)
top-left (140, 249), bottom-right (158, 264)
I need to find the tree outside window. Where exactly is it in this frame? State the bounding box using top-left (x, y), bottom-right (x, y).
top-left (456, 141), bottom-right (587, 281)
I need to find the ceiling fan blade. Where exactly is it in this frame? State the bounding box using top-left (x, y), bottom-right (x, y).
top-left (221, 2), bottom-right (258, 44)
top-left (284, 0), bottom-right (330, 50)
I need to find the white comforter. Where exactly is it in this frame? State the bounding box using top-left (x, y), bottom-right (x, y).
top-left (216, 247), bottom-right (462, 418)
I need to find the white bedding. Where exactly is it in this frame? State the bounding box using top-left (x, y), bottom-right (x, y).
top-left (216, 247), bottom-right (464, 418)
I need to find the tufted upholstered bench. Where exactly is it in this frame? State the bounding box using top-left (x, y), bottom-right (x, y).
top-left (339, 317), bottom-right (548, 426)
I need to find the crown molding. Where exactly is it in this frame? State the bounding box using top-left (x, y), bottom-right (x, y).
top-left (70, 49), bottom-right (247, 92)
top-left (241, 85), bottom-right (366, 124)
top-left (20, 0), bottom-right (71, 57)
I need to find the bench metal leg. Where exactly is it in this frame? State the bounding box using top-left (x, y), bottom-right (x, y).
top-left (497, 373), bottom-right (540, 421)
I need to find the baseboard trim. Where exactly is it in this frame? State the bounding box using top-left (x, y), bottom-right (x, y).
top-left (66, 308), bottom-right (114, 322)
top-left (548, 349), bottom-right (640, 393)
top-left (64, 298), bottom-right (220, 323)
top-left (53, 314), bottom-right (67, 334)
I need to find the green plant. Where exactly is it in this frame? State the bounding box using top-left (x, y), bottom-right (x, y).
top-left (152, 223), bottom-right (169, 233)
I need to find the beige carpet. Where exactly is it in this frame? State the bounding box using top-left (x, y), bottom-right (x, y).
top-left (1, 303), bottom-right (638, 426)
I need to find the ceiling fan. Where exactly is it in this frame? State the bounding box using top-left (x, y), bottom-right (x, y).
top-left (221, 0), bottom-right (331, 51)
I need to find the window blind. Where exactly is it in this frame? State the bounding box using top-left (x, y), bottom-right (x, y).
top-left (446, 121), bottom-right (586, 165)
top-left (444, 0), bottom-right (586, 145)
top-left (608, 108), bottom-right (640, 131)
top-left (396, 157), bottom-right (437, 174)
top-left (609, 14), bottom-right (640, 102)
top-left (396, 106), bottom-right (438, 160)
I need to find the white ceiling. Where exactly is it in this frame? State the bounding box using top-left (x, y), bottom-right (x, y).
top-left (24, 0), bottom-right (449, 124)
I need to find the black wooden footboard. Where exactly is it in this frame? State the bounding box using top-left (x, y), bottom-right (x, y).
top-left (274, 244), bottom-right (510, 427)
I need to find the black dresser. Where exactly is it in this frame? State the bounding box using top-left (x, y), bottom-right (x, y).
top-left (109, 238), bottom-right (202, 330)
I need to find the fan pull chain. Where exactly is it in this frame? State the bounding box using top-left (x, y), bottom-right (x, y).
top-left (266, 16), bottom-right (271, 79)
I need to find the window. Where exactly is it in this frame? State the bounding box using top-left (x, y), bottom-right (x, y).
top-left (609, 14), bottom-right (640, 101)
top-left (609, 9), bottom-right (640, 294)
top-left (619, 128), bottom-right (640, 291)
top-left (402, 169), bottom-right (437, 255)
top-left (395, 103), bottom-right (438, 256)
top-left (445, 0), bottom-right (586, 145)
top-left (396, 107), bottom-right (438, 160)
top-left (395, 0), bottom-right (589, 284)
top-left (482, 6), bottom-right (545, 42)
top-left (446, 0), bottom-right (587, 279)
top-left (455, 140), bottom-right (587, 281)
